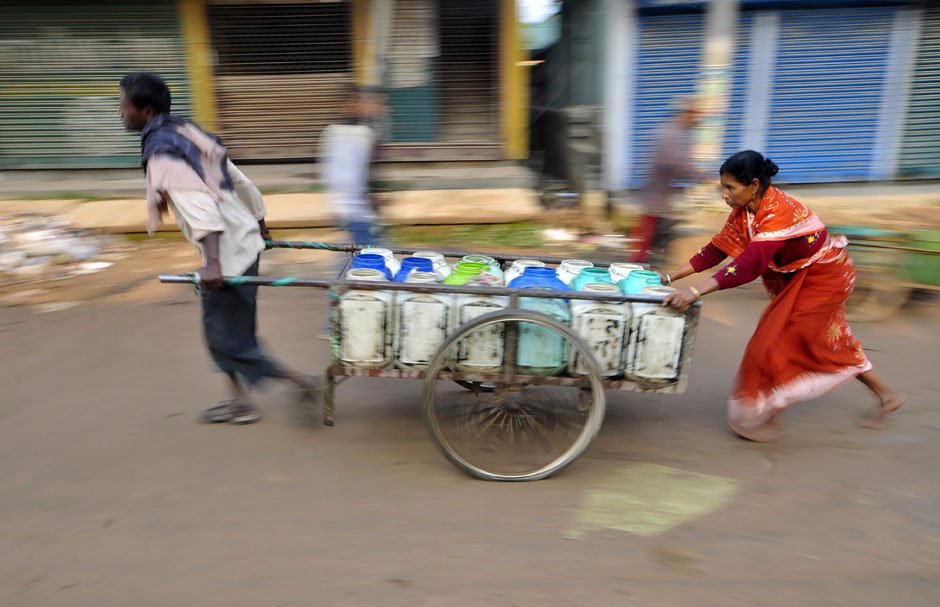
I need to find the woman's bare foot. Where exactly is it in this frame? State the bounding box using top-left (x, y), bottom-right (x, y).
top-left (730, 420), bottom-right (780, 443)
top-left (858, 392), bottom-right (905, 430)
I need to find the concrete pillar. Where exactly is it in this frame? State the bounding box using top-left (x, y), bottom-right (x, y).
top-left (602, 0), bottom-right (633, 193)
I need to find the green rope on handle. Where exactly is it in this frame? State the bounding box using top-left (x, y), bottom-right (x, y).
top-left (272, 277), bottom-right (300, 286)
top-left (265, 240), bottom-right (334, 250)
top-left (191, 272), bottom-right (300, 288)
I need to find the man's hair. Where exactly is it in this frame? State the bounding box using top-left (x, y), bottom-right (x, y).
top-left (119, 72), bottom-right (171, 114)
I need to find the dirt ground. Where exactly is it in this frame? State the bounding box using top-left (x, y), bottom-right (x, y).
top-left (1, 240), bottom-right (939, 607)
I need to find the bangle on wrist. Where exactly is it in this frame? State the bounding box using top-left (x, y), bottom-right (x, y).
top-left (664, 273), bottom-right (672, 286)
top-left (689, 286), bottom-right (702, 300)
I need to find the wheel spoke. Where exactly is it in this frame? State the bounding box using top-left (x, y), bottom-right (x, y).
top-left (424, 310), bottom-right (606, 481)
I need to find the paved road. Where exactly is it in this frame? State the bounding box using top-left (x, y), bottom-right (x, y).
top-left (1, 270), bottom-right (939, 606)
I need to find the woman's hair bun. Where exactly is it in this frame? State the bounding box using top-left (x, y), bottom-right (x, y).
top-left (763, 158), bottom-right (779, 178)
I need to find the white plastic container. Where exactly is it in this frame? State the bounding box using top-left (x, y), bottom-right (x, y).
top-left (504, 259), bottom-right (545, 285)
top-left (609, 262), bottom-right (644, 285)
top-left (556, 259), bottom-right (594, 286)
top-left (412, 250), bottom-right (452, 278)
top-left (624, 286), bottom-right (685, 381)
top-left (452, 274), bottom-right (509, 372)
top-left (359, 247), bottom-right (401, 277)
top-left (336, 268), bottom-right (393, 368)
top-left (394, 272), bottom-right (450, 369)
top-left (569, 283), bottom-right (631, 376)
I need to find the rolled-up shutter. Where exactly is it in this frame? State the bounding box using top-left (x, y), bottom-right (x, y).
top-left (382, 0), bottom-right (501, 160)
top-left (764, 6), bottom-right (896, 182)
top-left (627, 11), bottom-right (703, 188)
top-left (207, 1), bottom-right (353, 160)
top-left (899, 5), bottom-right (940, 178)
top-left (0, 0), bottom-right (191, 169)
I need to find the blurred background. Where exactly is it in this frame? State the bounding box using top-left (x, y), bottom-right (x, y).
top-left (2, 0), bottom-right (939, 309)
top-left (0, 0), bottom-right (937, 181)
top-left (2, 4), bottom-right (940, 605)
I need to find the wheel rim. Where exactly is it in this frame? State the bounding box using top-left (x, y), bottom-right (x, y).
top-left (423, 310), bottom-right (606, 481)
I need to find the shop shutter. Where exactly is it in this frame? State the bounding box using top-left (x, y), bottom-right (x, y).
top-left (763, 6), bottom-right (897, 182)
top-left (382, 0), bottom-right (501, 160)
top-left (627, 11), bottom-right (704, 188)
top-left (899, 4), bottom-right (940, 178)
top-left (0, 0), bottom-right (191, 169)
top-left (207, 0), bottom-right (354, 160)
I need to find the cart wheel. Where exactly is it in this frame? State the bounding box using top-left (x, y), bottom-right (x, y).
top-left (422, 309), bottom-right (606, 482)
top-left (453, 380), bottom-right (496, 393)
top-left (846, 249), bottom-right (911, 322)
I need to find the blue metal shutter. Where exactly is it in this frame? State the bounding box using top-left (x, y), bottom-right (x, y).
top-left (0, 1), bottom-right (191, 169)
top-left (764, 6), bottom-right (896, 183)
top-left (628, 11), bottom-right (704, 188)
top-left (899, 5), bottom-right (940, 178)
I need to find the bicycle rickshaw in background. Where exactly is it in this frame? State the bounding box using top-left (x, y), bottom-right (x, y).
top-left (828, 227), bottom-right (940, 322)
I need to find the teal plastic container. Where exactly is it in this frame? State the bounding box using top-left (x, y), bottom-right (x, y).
top-left (619, 269), bottom-right (662, 294)
top-left (571, 267), bottom-right (613, 291)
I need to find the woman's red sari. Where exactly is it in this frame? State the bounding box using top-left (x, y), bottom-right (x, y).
top-left (710, 187), bottom-right (872, 432)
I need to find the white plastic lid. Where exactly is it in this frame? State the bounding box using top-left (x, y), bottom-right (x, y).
top-left (641, 285), bottom-right (676, 295)
top-left (405, 271), bottom-right (440, 283)
top-left (510, 259), bottom-right (546, 268)
top-left (581, 282), bottom-right (620, 293)
top-left (561, 259), bottom-right (594, 268)
top-left (345, 268), bottom-right (387, 281)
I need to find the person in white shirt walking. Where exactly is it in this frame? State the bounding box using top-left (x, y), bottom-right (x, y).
top-left (119, 72), bottom-right (316, 424)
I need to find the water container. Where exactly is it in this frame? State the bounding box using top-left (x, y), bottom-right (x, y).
top-left (394, 272), bottom-right (451, 370)
top-left (351, 253), bottom-right (393, 280)
top-left (569, 283), bottom-right (631, 376)
top-left (452, 274), bottom-right (509, 372)
top-left (405, 271), bottom-right (440, 284)
top-left (504, 259), bottom-right (546, 285)
top-left (412, 250), bottom-right (452, 278)
top-left (571, 267), bottom-right (614, 291)
top-left (509, 266), bottom-right (571, 376)
top-left (556, 259), bottom-right (594, 285)
top-left (359, 247), bottom-right (401, 277)
top-left (624, 285), bottom-right (685, 382)
top-left (443, 261), bottom-right (487, 285)
top-left (619, 269), bottom-right (662, 294)
top-left (337, 269), bottom-right (393, 368)
top-left (460, 254), bottom-right (504, 281)
top-left (609, 262), bottom-right (644, 285)
top-left (393, 257), bottom-right (434, 282)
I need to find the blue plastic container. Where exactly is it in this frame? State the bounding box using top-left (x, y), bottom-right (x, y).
top-left (393, 257), bottom-right (435, 282)
top-left (508, 266), bottom-right (570, 375)
top-left (351, 253), bottom-right (393, 279)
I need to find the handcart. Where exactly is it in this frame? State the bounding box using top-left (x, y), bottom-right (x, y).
top-left (830, 227), bottom-right (940, 322)
top-left (160, 242), bottom-right (702, 482)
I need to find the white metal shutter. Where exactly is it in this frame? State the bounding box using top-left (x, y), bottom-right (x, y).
top-left (0, 0), bottom-right (191, 169)
top-left (207, 1), bottom-right (354, 160)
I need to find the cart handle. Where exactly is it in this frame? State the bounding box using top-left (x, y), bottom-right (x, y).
top-left (265, 240), bottom-right (644, 267)
top-left (158, 272), bottom-right (701, 305)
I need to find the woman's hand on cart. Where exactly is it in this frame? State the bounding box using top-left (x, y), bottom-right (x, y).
top-left (663, 288), bottom-right (699, 312)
